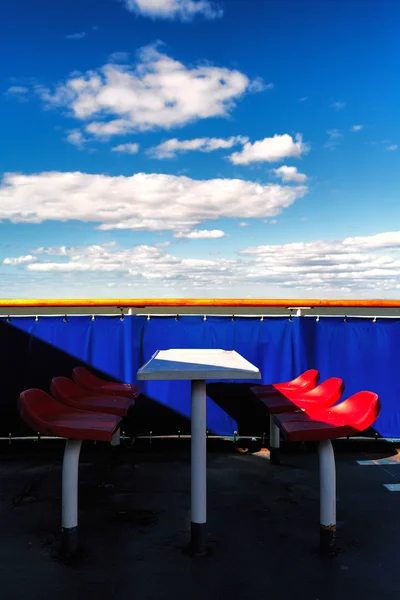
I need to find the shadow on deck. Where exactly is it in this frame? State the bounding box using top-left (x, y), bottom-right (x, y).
top-left (1, 439), bottom-right (399, 600)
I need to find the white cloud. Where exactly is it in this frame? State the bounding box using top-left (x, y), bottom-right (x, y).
top-left (4, 230), bottom-right (400, 296)
top-left (239, 232), bottom-right (400, 291)
top-left (331, 100), bottom-right (346, 111)
top-left (149, 135), bottom-right (248, 158)
top-left (6, 85), bottom-right (29, 96)
top-left (2, 254), bottom-right (37, 266)
top-left (122, 0), bottom-right (223, 21)
top-left (327, 129), bottom-right (342, 139)
top-left (273, 166), bottom-right (307, 184)
top-left (239, 222), bottom-right (249, 227)
top-left (229, 134), bottom-right (309, 165)
top-left (108, 51), bottom-right (130, 63)
top-left (65, 32), bottom-right (86, 40)
top-left (387, 144), bottom-right (398, 151)
top-left (324, 129), bottom-right (342, 150)
top-left (36, 44), bottom-right (259, 138)
top-left (351, 125), bottom-right (363, 132)
top-left (174, 229), bottom-right (226, 239)
top-left (343, 231), bottom-right (400, 250)
top-left (65, 129), bottom-right (89, 148)
top-left (111, 143), bottom-right (140, 153)
top-left (0, 171), bottom-right (307, 233)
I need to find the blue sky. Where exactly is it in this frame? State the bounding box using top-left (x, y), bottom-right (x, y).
top-left (1, 0), bottom-right (399, 298)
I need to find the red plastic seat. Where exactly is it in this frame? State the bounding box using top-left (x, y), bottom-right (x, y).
top-left (250, 369), bottom-right (319, 399)
top-left (275, 391), bottom-right (380, 442)
top-left (273, 390), bottom-right (380, 555)
top-left (51, 376), bottom-right (135, 417)
top-left (258, 377), bottom-right (344, 414)
top-left (18, 389), bottom-right (121, 441)
top-left (72, 367), bottom-right (139, 399)
top-left (19, 388), bottom-right (122, 557)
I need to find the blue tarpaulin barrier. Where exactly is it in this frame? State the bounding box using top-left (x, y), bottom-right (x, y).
top-left (1, 315), bottom-right (399, 437)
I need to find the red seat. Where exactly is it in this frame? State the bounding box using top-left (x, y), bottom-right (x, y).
top-left (250, 369), bottom-right (319, 398)
top-left (51, 376), bottom-right (135, 417)
top-left (18, 389), bottom-right (120, 441)
top-left (72, 367), bottom-right (139, 399)
top-left (273, 390), bottom-right (380, 555)
top-left (18, 388), bottom-right (122, 557)
top-left (259, 377), bottom-right (344, 414)
top-left (275, 391), bottom-right (380, 442)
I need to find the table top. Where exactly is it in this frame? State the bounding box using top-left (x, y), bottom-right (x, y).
top-left (137, 349), bottom-right (261, 381)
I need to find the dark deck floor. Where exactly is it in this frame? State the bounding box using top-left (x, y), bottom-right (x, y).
top-left (1, 439), bottom-right (400, 600)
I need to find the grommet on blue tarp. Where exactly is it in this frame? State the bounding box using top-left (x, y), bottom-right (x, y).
top-left (260, 316), bottom-right (264, 322)
top-left (344, 316), bottom-right (348, 322)
top-left (63, 315), bottom-right (68, 323)
top-left (91, 315), bottom-right (95, 321)
top-left (289, 315), bottom-right (293, 322)
top-left (7, 315), bottom-right (11, 322)
top-left (35, 316), bottom-right (39, 322)
top-left (147, 315), bottom-right (151, 321)
top-left (231, 315), bottom-right (236, 322)
top-left (316, 316), bottom-right (320, 322)
top-left (175, 314), bottom-right (179, 321)
top-left (372, 317), bottom-right (377, 323)
top-left (120, 314), bottom-right (124, 321)
top-left (203, 315), bottom-right (207, 321)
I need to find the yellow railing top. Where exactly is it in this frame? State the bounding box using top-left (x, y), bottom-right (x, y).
top-left (0, 298), bottom-right (400, 308)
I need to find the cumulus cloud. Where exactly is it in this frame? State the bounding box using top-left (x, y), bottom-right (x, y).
top-left (0, 171), bottom-right (307, 233)
top-left (149, 135), bottom-right (248, 158)
top-left (4, 230), bottom-right (400, 295)
top-left (65, 32), bottom-right (86, 40)
top-left (111, 143), bottom-right (140, 153)
top-left (108, 51), bottom-right (130, 63)
top-left (174, 229), bottom-right (226, 239)
top-left (6, 85), bottom-right (29, 97)
top-left (229, 134), bottom-right (309, 165)
top-left (327, 129), bottom-right (342, 139)
top-left (273, 166), bottom-right (307, 183)
top-left (2, 255), bottom-right (37, 265)
top-left (324, 129), bottom-right (342, 150)
top-left (239, 231), bottom-right (400, 292)
top-left (387, 144), bottom-right (398, 151)
top-left (351, 125), bottom-right (363, 132)
top-left (36, 44), bottom-right (260, 138)
top-left (331, 100), bottom-right (346, 111)
top-left (65, 129), bottom-right (89, 148)
top-left (122, 0), bottom-right (223, 21)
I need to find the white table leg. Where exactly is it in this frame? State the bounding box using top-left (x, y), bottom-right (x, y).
top-left (190, 379), bottom-right (207, 554)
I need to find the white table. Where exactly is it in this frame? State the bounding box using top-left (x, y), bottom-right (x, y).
top-left (137, 349), bottom-right (261, 554)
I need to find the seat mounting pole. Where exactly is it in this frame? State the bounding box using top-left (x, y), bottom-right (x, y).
top-left (269, 416), bottom-right (280, 464)
top-left (318, 439), bottom-right (336, 554)
top-left (61, 439), bottom-right (83, 556)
